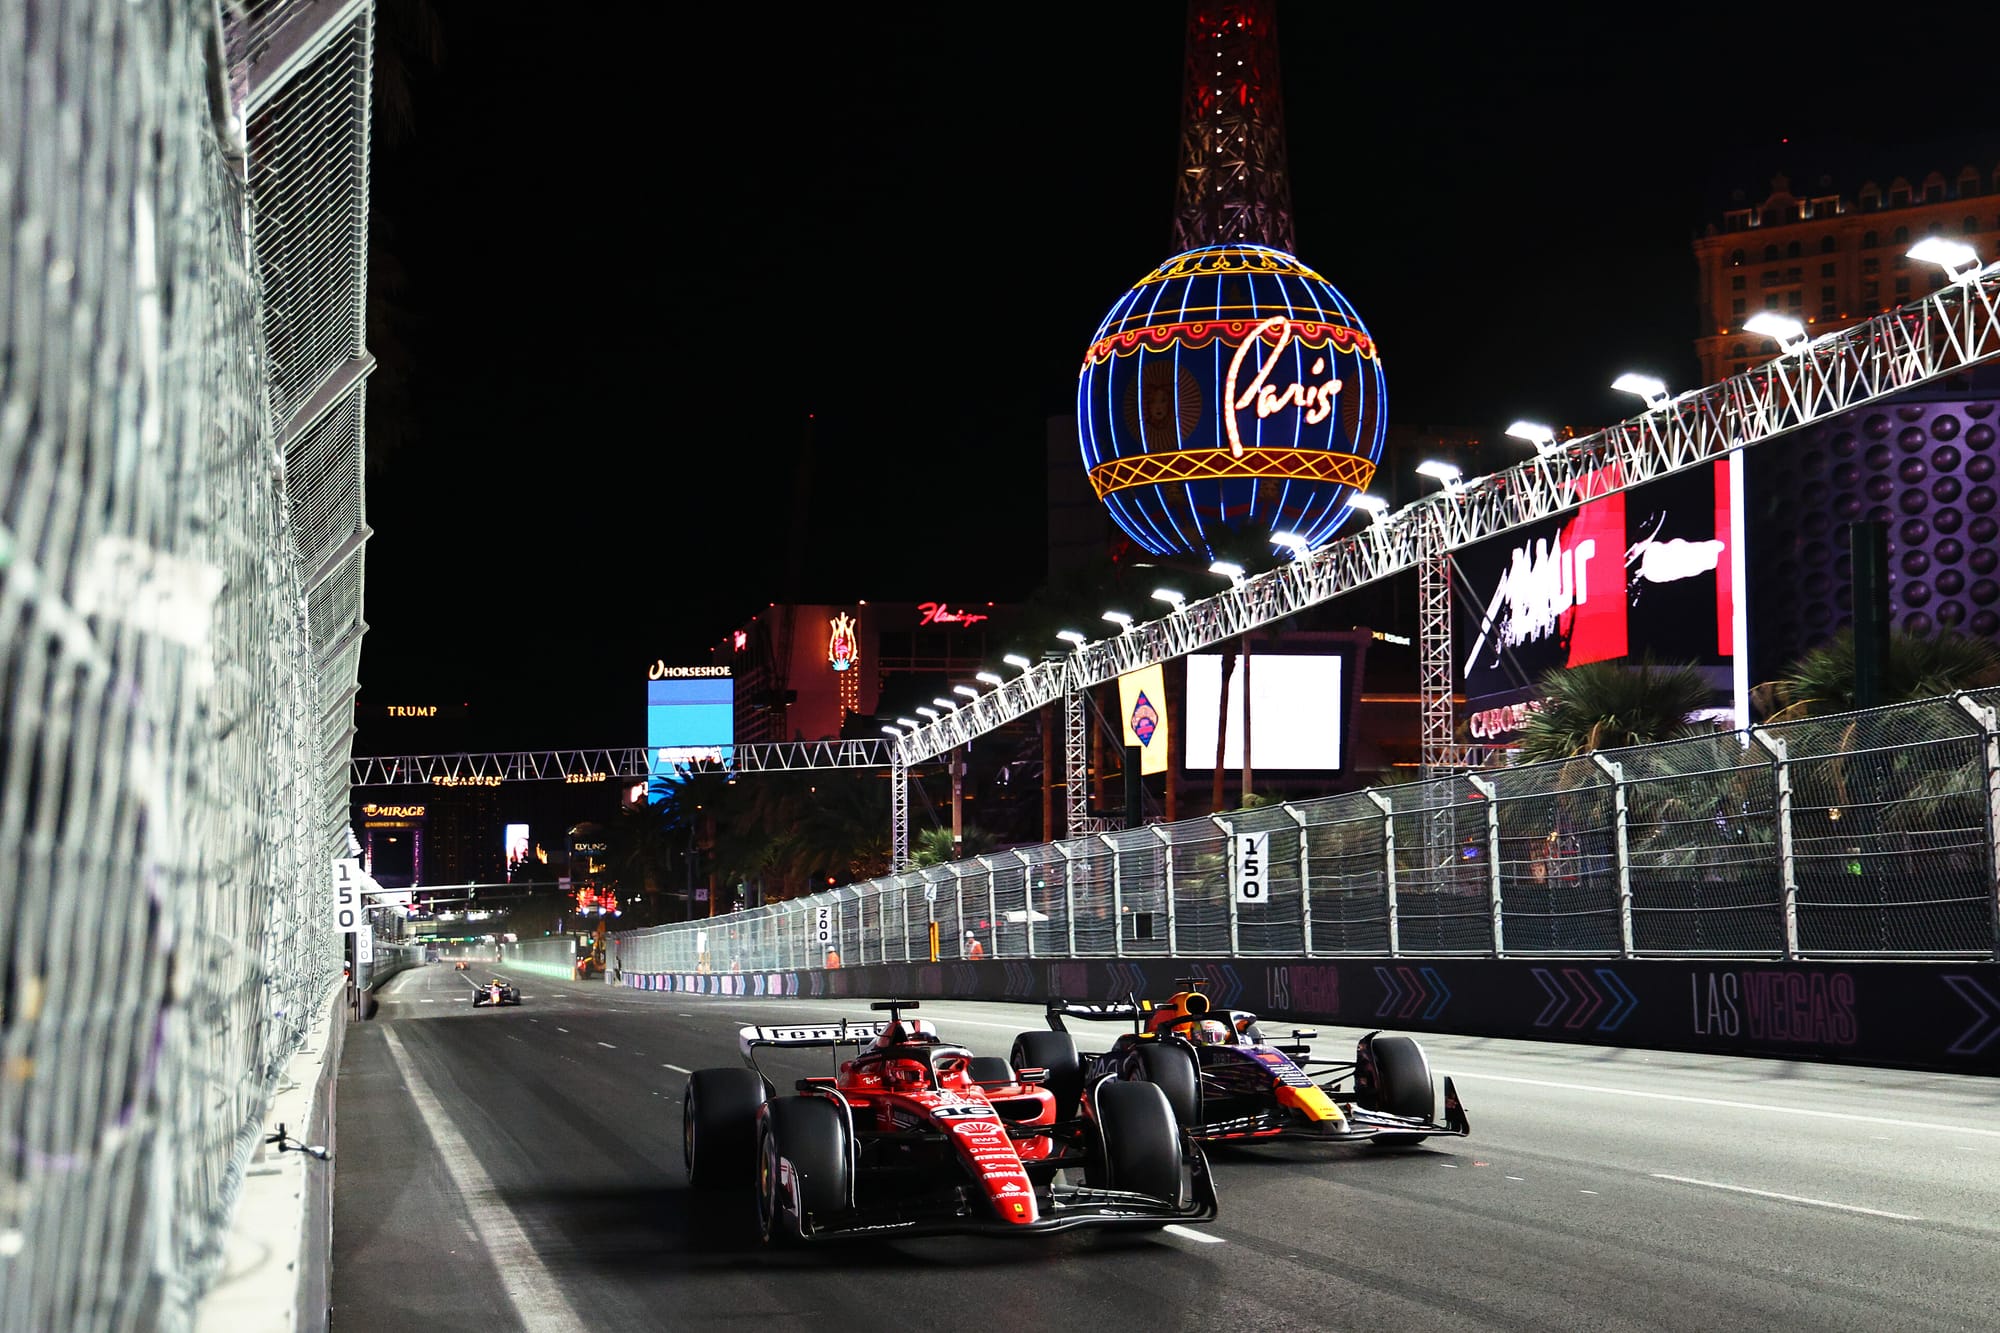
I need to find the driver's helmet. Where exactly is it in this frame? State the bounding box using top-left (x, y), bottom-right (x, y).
top-left (884, 1057), bottom-right (930, 1091)
top-left (1191, 1019), bottom-right (1231, 1045)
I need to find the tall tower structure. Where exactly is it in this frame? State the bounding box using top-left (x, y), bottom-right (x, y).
top-left (1170, 0), bottom-right (1296, 253)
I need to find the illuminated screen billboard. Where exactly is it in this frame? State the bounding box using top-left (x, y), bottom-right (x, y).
top-left (646, 669), bottom-right (734, 801)
top-left (1183, 653), bottom-right (1344, 771)
top-left (503, 823), bottom-right (529, 868)
top-left (1454, 458), bottom-right (1741, 739)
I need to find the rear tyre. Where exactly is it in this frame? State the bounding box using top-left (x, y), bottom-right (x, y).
top-left (758, 1096), bottom-right (850, 1243)
top-left (1089, 1080), bottom-right (1183, 1207)
top-left (1011, 1031), bottom-right (1082, 1120)
top-left (1131, 1042), bottom-right (1199, 1128)
top-left (1361, 1035), bottom-right (1435, 1122)
top-left (684, 1068), bottom-right (768, 1190)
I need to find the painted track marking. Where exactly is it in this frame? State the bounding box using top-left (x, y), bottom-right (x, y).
top-left (663, 1063), bottom-right (690, 1075)
top-left (383, 1030), bottom-right (589, 1333)
top-left (1650, 1173), bottom-right (1919, 1220)
top-left (1164, 1224), bottom-right (1225, 1244)
top-left (1446, 1068), bottom-right (2000, 1139)
top-left (597, 1042), bottom-right (617, 1049)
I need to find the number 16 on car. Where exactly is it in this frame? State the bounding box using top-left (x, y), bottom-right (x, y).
top-left (1232, 832), bottom-right (1269, 906)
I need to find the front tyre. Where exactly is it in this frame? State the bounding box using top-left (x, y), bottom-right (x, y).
top-left (1089, 1079), bottom-right (1184, 1207)
top-left (1359, 1034), bottom-right (1435, 1122)
top-left (758, 1096), bottom-right (850, 1243)
top-left (683, 1068), bottom-right (768, 1190)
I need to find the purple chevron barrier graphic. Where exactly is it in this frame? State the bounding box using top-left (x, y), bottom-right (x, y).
top-left (1102, 962), bottom-right (1149, 1002)
top-left (1531, 966), bottom-right (1638, 1032)
top-left (621, 953), bottom-right (1999, 1075)
top-left (1943, 974), bottom-right (2000, 1056)
top-left (1373, 965), bottom-right (1451, 1021)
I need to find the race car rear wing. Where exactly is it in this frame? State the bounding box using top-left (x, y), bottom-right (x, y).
top-left (737, 1020), bottom-right (891, 1061)
top-left (1045, 1000), bottom-right (1146, 1034)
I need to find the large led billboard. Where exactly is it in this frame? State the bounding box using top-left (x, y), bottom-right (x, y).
top-left (646, 666), bottom-right (734, 801)
top-left (1183, 653), bottom-right (1345, 771)
top-left (1454, 458), bottom-right (1743, 740)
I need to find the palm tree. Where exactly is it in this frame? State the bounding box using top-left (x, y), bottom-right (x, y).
top-left (1757, 628), bottom-right (2000, 721)
top-left (1514, 658), bottom-right (1717, 763)
top-left (910, 825), bottom-right (997, 868)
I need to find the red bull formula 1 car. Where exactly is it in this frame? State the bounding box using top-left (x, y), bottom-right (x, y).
top-left (682, 1000), bottom-right (1218, 1242)
top-left (469, 977), bottom-right (521, 1007)
top-left (1011, 982), bottom-right (1469, 1147)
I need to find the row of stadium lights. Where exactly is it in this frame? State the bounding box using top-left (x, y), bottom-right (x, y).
top-left (875, 239), bottom-right (1995, 741)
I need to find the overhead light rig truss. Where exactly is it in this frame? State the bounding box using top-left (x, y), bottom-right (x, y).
top-left (896, 272), bottom-right (2000, 768)
top-left (349, 739), bottom-right (891, 787)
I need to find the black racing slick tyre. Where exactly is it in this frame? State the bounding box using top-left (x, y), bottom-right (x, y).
top-left (684, 1068), bottom-right (768, 1190)
top-left (1089, 1080), bottom-right (1183, 1207)
top-left (1131, 1042), bottom-right (1199, 1129)
top-left (1362, 1035), bottom-right (1435, 1123)
top-left (1011, 1031), bottom-right (1082, 1121)
top-left (758, 1096), bottom-right (850, 1243)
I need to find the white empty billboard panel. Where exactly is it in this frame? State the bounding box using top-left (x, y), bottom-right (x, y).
top-left (1183, 653), bottom-right (1343, 771)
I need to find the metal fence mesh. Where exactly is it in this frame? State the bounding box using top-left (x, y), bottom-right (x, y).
top-left (618, 692), bottom-right (2000, 974)
top-left (1, 2), bottom-right (371, 1328)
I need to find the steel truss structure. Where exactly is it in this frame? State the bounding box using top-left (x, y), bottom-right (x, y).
top-left (350, 739), bottom-right (890, 786)
top-left (897, 272), bottom-right (2000, 770)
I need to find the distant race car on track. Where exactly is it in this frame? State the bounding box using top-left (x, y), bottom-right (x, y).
top-left (470, 977), bottom-right (521, 1007)
top-left (683, 1000), bottom-right (1218, 1243)
top-left (1018, 980), bottom-right (1469, 1148)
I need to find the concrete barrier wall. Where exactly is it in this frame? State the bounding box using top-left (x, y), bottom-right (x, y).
top-left (623, 956), bottom-right (2000, 1076)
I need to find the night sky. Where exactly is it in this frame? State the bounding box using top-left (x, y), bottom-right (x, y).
top-left (358, 1), bottom-right (1998, 749)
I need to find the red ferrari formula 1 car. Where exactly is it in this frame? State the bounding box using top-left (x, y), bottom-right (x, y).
top-left (682, 1000), bottom-right (1218, 1243)
top-left (1015, 982), bottom-right (1469, 1148)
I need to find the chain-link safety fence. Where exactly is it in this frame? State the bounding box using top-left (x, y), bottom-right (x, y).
top-left (617, 690), bottom-right (2000, 974)
top-left (2, 2), bottom-right (373, 1328)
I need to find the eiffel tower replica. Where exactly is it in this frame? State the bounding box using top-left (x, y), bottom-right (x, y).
top-left (1169, 0), bottom-right (1296, 253)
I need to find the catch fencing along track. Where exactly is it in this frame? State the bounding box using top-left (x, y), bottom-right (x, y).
top-left (618, 688), bottom-right (2000, 974)
top-left (1, 2), bottom-right (374, 1328)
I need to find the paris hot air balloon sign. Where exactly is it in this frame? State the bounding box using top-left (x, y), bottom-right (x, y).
top-left (1077, 244), bottom-right (1387, 557)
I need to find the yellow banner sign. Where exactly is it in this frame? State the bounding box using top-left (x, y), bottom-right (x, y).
top-left (1117, 663), bottom-right (1169, 776)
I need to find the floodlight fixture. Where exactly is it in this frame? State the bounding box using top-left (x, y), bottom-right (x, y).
top-left (880, 726), bottom-right (903, 737)
top-left (896, 717), bottom-right (922, 729)
top-left (953, 684), bottom-right (981, 699)
top-left (1743, 312), bottom-right (1809, 355)
top-left (1056, 629), bottom-right (1087, 646)
top-left (1908, 237), bottom-right (1981, 282)
top-left (932, 697), bottom-right (959, 711)
top-left (1350, 493), bottom-right (1389, 518)
top-left (1270, 530), bottom-right (1310, 557)
top-left (1151, 588), bottom-right (1187, 610)
top-left (1102, 610), bottom-right (1134, 632)
top-left (975, 671), bottom-right (1004, 686)
top-left (915, 706), bottom-right (941, 720)
top-left (1208, 560), bottom-right (1246, 584)
top-left (1002, 653), bottom-right (1033, 671)
top-left (1415, 459), bottom-right (1461, 483)
top-left (1611, 372), bottom-right (1669, 408)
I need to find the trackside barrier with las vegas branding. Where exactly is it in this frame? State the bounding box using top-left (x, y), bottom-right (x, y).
top-left (617, 957), bottom-right (2000, 1075)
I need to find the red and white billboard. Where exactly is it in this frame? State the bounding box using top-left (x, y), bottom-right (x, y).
top-left (1455, 458), bottom-right (1743, 739)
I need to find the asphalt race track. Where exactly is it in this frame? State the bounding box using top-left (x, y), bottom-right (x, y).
top-left (332, 964), bottom-right (2000, 1332)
